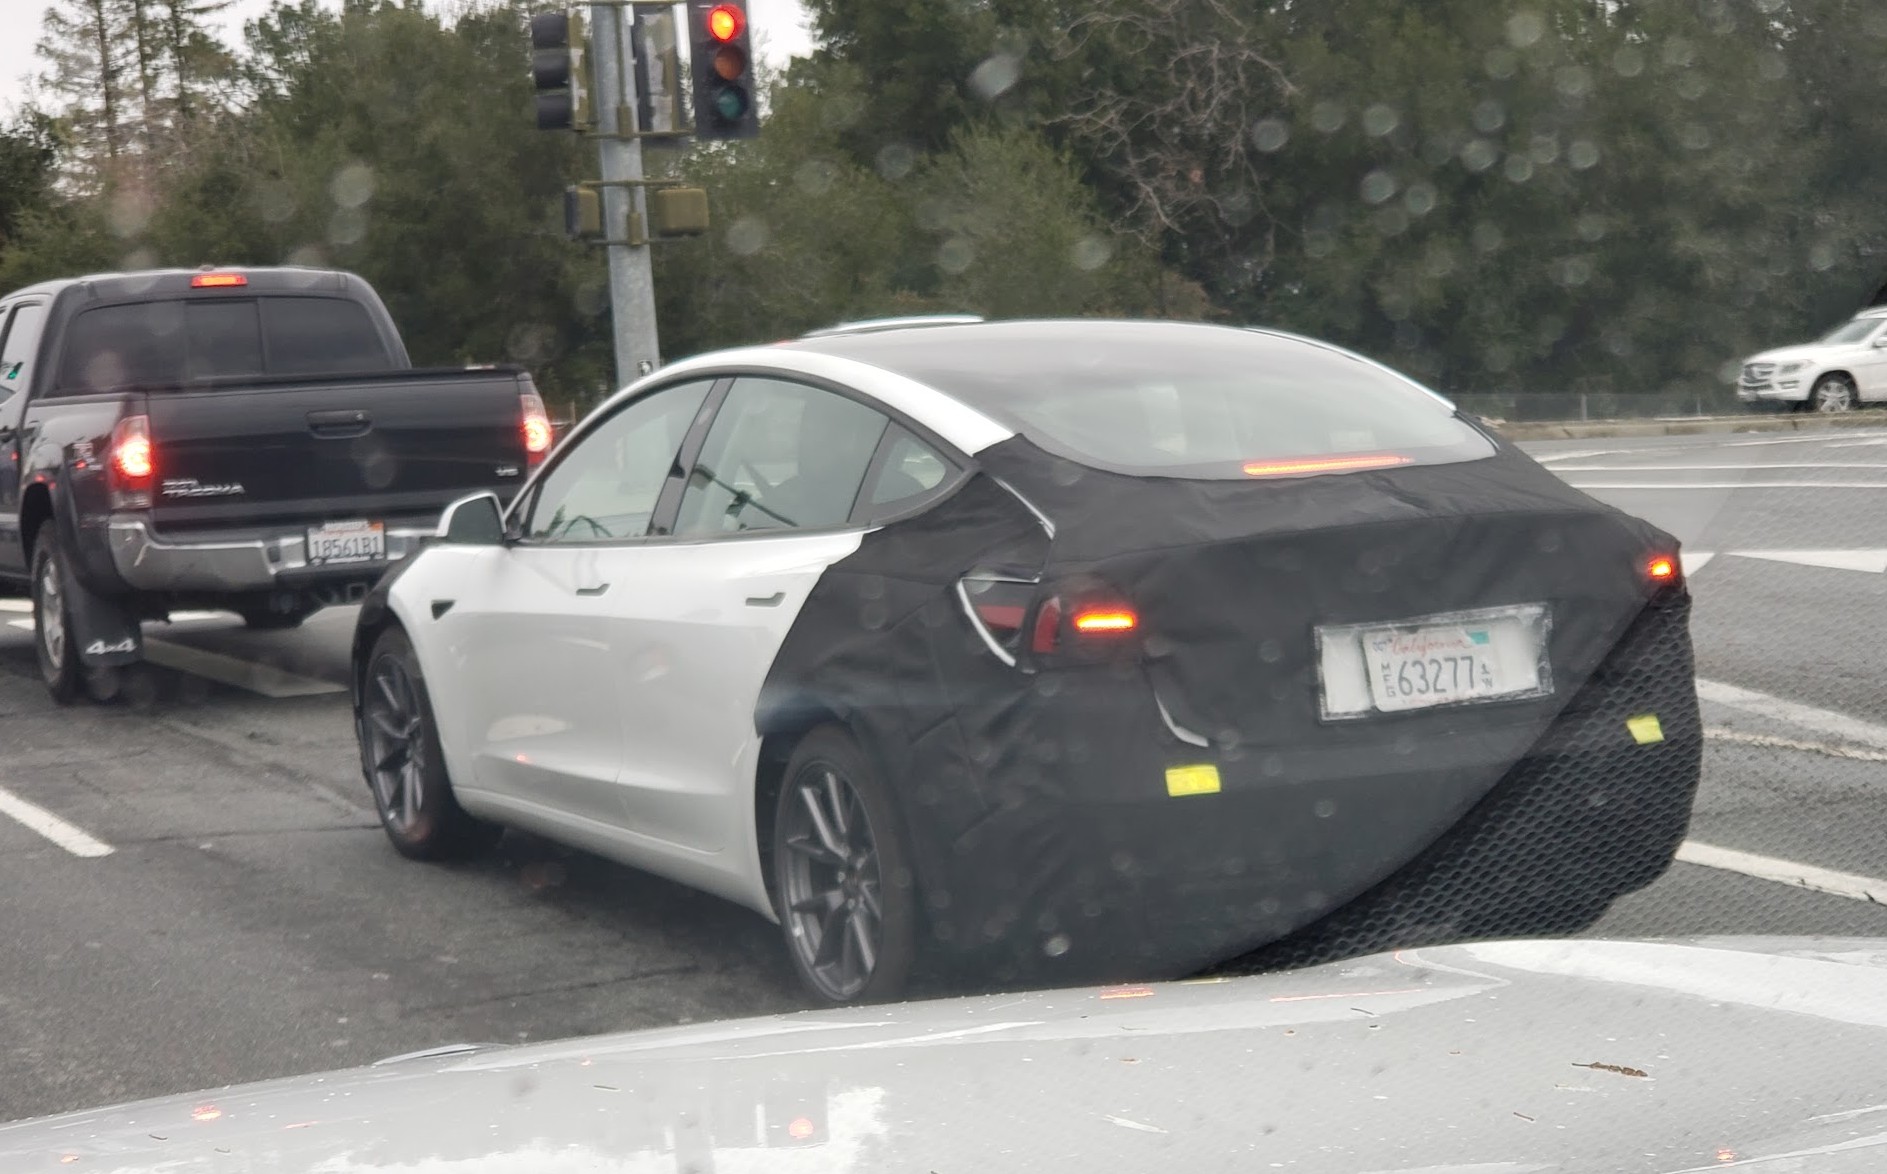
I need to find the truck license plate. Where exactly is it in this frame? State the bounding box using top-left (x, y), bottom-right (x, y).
top-left (307, 520), bottom-right (385, 566)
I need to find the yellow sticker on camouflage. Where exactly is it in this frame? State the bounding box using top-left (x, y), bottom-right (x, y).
top-left (1626, 714), bottom-right (1665, 745)
top-left (1165, 764), bottom-right (1222, 797)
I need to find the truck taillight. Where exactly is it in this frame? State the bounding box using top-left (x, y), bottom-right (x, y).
top-left (520, 392), bottom-right (552, 464)
top-left (108, 414), bottom-right (155, 509)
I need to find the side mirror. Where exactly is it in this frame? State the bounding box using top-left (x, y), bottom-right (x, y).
top-left (437, 492), bottom-right (508, 545)
top-left (1872, 336), bottom-right (1887, 349)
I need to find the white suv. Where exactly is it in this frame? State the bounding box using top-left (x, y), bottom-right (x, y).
top-left (1737, 308), bottom-right (1887, 411)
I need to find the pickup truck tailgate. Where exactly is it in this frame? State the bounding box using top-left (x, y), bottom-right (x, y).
top-left (143, 369), bottom-right (530, 533)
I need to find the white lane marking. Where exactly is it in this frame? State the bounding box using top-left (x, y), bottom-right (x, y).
top-left (1551, 462), bottom-right (1887, 471)
top-left (1696, 678), bottom-right (1887, 752)
top-left (1677, 841), bottom-right (1887, 905)
top-left (6, 618), bottom-right (32, 631)
top-left (0, 785), bottom-right (115, 858)
top-left (0, 599), bottom-right (30, 613)
top-left (1568, 480), bottom-right (1887, 490)
top-left (1726, 432), bottom-right (1887, 447)
top-left (1733, 549), bottom-right (1887, 574)
top-left (1680, 552), bottom-right (1715, 576)
top-left (161, 611), bottom-right (233, 624)
top-left (1706, 727), bottom-right (1887, 764)
top-left (141, 638), bottom-right (346, 698)
top-left (1533, 449), bottom-right (1629, 464)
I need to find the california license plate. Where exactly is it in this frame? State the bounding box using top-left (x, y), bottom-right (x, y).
top-left (306, 520), bottom-right (385, 566)
top-left (1316, 604), bottom-right (1553, 719)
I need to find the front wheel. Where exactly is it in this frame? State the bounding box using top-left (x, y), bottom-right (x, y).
top-left (358, 626), bottom-right (499, 860)
top-left (773, 726), bottom-right (917, 1005)
top-left (1808, 374), bottom-right (1857, 413)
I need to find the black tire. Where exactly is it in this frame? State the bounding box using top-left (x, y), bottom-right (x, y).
top-left (238, 607), bottom-right (310, 631)
top-left (30, 541), bottom-right (84, 705)
top-left (357, 626), bottom-right (499, 861)
top-left (772, 725), bottom-right (918, 1005)
top-left (1808, 374), bottom-right (1857, 413)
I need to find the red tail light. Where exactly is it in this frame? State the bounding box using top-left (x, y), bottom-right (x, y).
top-left (108, 414), bottom-right (155, 509)
top-left (1030, 596), bottom-right (1063, 655)
top-left (1072, 608), bottom-right (1138, 634)
top-left (190, 272), bottom-right (246, 288)
top-left (520, 391), bottom-right (553, 464)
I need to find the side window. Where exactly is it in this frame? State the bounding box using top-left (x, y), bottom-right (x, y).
top-left (673, 377), bottom-right (889, 537)
top-left (524, 380), bottom-right (714, 544)
top-left (1, 302), bottom-right (47, 403)
top-left (864, 427), bottom-right (957, 510)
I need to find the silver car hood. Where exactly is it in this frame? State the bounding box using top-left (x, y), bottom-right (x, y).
top-left (8, 937), bottom-right (1887, 1172)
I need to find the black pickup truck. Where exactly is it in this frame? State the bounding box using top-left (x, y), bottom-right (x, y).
top-left (0, 266), bottom-right (552, 702)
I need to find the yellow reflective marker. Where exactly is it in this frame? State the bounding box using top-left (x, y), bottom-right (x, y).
top-left (1165, 764), bottom-right (1222, 797)
top-left (1626, 714), bottom-right (1665, 745)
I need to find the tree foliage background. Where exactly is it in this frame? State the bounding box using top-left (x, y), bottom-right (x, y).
top-left (4, 0), bottom-right (1885, 415)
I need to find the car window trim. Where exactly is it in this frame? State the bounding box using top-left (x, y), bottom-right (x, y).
top-left (511, 375), bottom-right (730, 547)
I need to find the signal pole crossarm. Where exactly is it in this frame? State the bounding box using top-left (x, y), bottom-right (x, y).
top-left (590, 3), bottom-right (662, 381)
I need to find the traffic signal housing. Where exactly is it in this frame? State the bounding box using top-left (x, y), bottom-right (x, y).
top-left (689, 2), bottom-right (759, 140)
top-left (531, 9), bottom-right (591, 131)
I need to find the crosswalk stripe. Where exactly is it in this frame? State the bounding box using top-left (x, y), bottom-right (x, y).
top-left (1677, 841), bottom-right (1887, 906)
top-left (1696, 678), bottom-right (1887, 752)
top-left (1733, 549), bottom-right (1887, 574)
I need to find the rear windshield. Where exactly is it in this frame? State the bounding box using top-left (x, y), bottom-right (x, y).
top-left (57, 295), bottom-right (394, 392)
top-left (817, 324), bottom-right (1494, 479)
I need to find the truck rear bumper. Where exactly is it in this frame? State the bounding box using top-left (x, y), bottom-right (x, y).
top-left (106, 519), bottom-right (435, 593)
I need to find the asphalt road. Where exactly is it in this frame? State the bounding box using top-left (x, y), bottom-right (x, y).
top-left (6, 425), bottom-right (1887, 1122)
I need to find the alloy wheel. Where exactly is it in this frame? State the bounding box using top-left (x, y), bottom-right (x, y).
top-left (1815, 378), bottom-right (1856, 413)
top-left (779, 764), bottom-right (884, 1002)
top-left (363, 656), bottom-right (427, 834)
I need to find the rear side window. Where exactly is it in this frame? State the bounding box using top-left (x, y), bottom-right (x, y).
top-left (57, 296), bottom-right (390, 392)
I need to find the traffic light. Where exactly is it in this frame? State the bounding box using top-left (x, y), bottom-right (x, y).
top-left (531, 9), bottom-right (591, 131)
top-left (689, 2), bottom-right (759, 140)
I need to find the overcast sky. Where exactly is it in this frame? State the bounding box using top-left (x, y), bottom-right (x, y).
top-left (1, 0), bottom-right (812, 117)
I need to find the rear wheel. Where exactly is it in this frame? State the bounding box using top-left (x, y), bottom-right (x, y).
top-left (1808, 374), bottom-right (1857, 413)
top-left (358, 626), bottom-right (499, 860)
top-left (30, 542), bottom-right (83, 705)
top-left (772, 726), bottom-right (917, 1005)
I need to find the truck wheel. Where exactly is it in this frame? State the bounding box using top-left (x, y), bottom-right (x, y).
top-left (30, 543), bottom-right (85, 705)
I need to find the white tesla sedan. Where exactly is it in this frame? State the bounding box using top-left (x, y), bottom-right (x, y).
top-left (350, 319), bottom-right (1699, 1006)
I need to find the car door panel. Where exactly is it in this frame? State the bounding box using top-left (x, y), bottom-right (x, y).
top-left (593, 531), bottom-right (866, 856)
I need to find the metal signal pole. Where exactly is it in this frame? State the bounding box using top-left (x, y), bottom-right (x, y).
top-left (588, 4), bottom-right (661, 381)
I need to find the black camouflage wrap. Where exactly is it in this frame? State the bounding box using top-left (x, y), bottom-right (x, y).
top-left (761, 429), bottom-right (1702, 982)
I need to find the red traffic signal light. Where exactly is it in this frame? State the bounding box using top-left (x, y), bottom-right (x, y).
top-left (706, 3), bottom-right (744, 41)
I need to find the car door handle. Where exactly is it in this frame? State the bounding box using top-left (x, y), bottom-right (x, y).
top-left (575, 583), bottom-right (610, 596)
top-left (307, 409), bottom-right (372, 439)
top-left (745, 592), bottom-right (784, 607)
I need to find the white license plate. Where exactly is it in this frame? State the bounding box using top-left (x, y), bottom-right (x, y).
top-left (307, 520), bottom-right (385, 566)
top-left (1317, 604), bottom-right (1553, 719)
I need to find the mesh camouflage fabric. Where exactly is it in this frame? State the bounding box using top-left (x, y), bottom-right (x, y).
top-left (1213, 592), bottom-right (1701, 976)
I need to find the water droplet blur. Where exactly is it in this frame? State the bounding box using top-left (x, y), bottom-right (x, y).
top-left (794, 160), bottom-right (836, 196)
top-left (969, 52), bottom-right (1022, 101)
top-left (1503, 155), bottom-right (1535, 183)
top-left (1361, 104), bottom-right (1399, 138)
top-left (1757, 52), bottom-right (1787, 82)
top-left (1459, 139), bottom-right (1499, 173)
top-left (1259, 638), bottom-right (1282, 664)
top-left (1484, 48), bottom-right (1519, 79)
top-left (329, 162), bottom-right (375, 209)
top-left (1809, 242), bottom-right (1837, 272)
top-left (875, 142), bottom-right (916, 181)
top-left (725, 216), bottom-right (767, 256)
top-left (1555, 66), bottom-right (1592, 99)
top-left (1250, 118), bottom-right (1290, 153)
top-left (1471, 100), bottom-right (1506, 133)
top-left (285, 244), bottom-right (328, 268)
top-left (1313, 799), bottom-right (1336, 819)
top-left (937, 237), bottom-right (975, 275)
top-left (1310, 100), bottom-right (1346, 133)
top-left (108, 188), bottom-right (154, 238)
top-left (1529, 135), bottom-right (1560, 165)
top-left (1304, 229), bottom-right (1336, 258)
top-left (255, 181), bottom-right (296, 224)
top-left (1374, 206), bottom-right (1410, 237)
top-left (1070, 235), bottom-right (1114, 272)
top-left (1567, 140), bottom-right (1601, 170)
top-left (1613, 45), bottom-right (1646, 77)
top-left (1506, 11), bottom-right (1544, 49)
top-left (120, 247), bottom-right (157, 271)
top-left (1575, 213), bottom-right (1607, 242)
top-left (1043, 933), bottom-right (1071, 957)
top-left (1679, 122), bottom-right (1711, 151)
top-left (328, 206), bottom-right (367, 246)
top-left (1663, 38), bottom-right (1697, 68)
top-left (1359, 170), bottom-right (1398, 206)
top-left (1404, 181), bottom-right (1438, 217)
